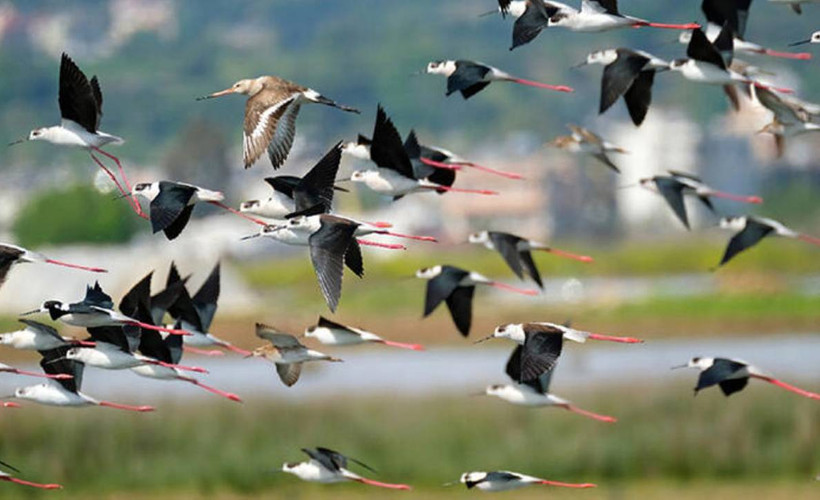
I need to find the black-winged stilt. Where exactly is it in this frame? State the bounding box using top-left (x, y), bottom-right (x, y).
top-left (717, 216), bottom-right (820, 266)
top-left (456, 470), bottom-right (596, 491)
top-left (483, 0), bottom-right (576, 50)
top-left (0, 319), bottom-right (94, 351)
top-left (0, 243), bottom-right (106, 289)
top-left (0, 460), bottom-right (61, 490)
top-left (755, 87), bottom-right (820, 157)
top-left (424, 60), bottom-right (573, 99)
top-left (547, 1), bottom-right (699, 32)
top-left (304, 316), bottom-right (425, 351)
top-left (282, 447), bottom-right (411, 490)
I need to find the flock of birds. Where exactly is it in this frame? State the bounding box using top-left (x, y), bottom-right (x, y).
top-left (0, 0), bottom-right (819, 493)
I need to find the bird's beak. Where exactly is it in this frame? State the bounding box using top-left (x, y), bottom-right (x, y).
top-left (243, 352), bottom-right (256, 359)
top-left (468, 391), bottom-right (487, 397)
top-left (670, 364), bottom-right (688, 370)
top-left (20, 308), bottom-right (43, 316)
top-left (442, 481), bottom-right (457, 487)
top-left (45, 357), bottom-right (68, 365)
top-left (409, 70), bottom-right (425, 77)
top-left (7, 138), bottom-right (26, 147)
top-left (571, 60), bottom-right (589, 69)
top-left (334, 177), bottom-right (352, 183)
top-left (473, 334), bottom-right (495, 344)
top-left (240, 233), bottom-right (261, 241)
top-left (195, 88), bottom-right (235, 101)
top-left (789, 39), bottom-right (811, 46)
top-left (478, 9), bottom-right (497, 17)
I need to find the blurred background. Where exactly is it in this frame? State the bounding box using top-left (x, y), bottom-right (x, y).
top-left (0, 0), bottom-right (818, 498)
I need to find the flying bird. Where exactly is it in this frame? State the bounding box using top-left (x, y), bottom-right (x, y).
top-left (755, 87), bottom-right (820, 157)
top-left (304, 316), bottom-right (425, 351)
top-left (717, 216), bottom-right (820, 267)
top-left (197, 75), bottom-right (358, 169)
top-left (0, 460), bottom-right (61, 490)
top-left (456, 470), bottom-right (596, 491)
top-left (424, 60), bottom-right (573, 99)
top-left (575, 48), bottom-right (670, 126)
top-left (9, 53), bottom-right (142, 216)
top-left (483, 0), bottom-right (576, 51)
top-left (0, 319), bottom-right (94, 351)
top-left (547, 124), bottom-right (627, 173)
top-left (282, 447), bottom-right (411, 490)
top-left (790, 30), bottom-right (820, 45)
top-left (769, 0), bottom-right (820, 15)
top-left (0, 243), bottom-right (106, 290)
top-left (674, 356), bottom-right (820, 399)
top-left (248, 324), bottom-right (342, 387)
top-left (416, 265), bottom-right (538, 337)
top-left (639, 171), bottom-right (762, 229)
top-left (404, 129), bottom-right (523, 180)
top-left (546, 0), bottom-right (700, 32)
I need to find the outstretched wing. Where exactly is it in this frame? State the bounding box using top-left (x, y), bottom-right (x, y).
top-left (487, 232), bottom-right (525, 280)
top-left (293, 142), bottom-right (343, 215)
top-left (58, 53), bottom-right (99, 133)
top-left (719, 219), bottom-right (774, 266)
top-left (447, 61), bottom-right (491, 96)
top-left (309, 216), bottom-right (359, 312)
top-left (371, 105), bottom-right (415, 179)
top-left (150, 182), bottom-right (197, 236)
top-left (192, 263), bottom-right (220, 332)
top-left (654, 177), bottom-right (690, 229)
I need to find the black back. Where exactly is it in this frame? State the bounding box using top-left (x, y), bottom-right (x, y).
top-left (623, 70), bottom-right (655, 126)
top-left (58, 53), bottom-right (101, 133)
top-left (653, 177), bottom-right (690, 229)
top-left (488, 232), bottom-right (526, 279)
top-left (506, 325), bottom-right (564, 384)
top-left (370, 105), bottom-right (415, 179)
top-left (696, 358), bottom-right (748, 393)
top-left (39, 346), bottom-right (82, 393)
top-left (423, 266), bottom-right (470, 317)
top-left (448, 61), bottom-right (492, 99)
top-left (687, 28), bottom-right (727, 69)
top-left (600, 49), bottom-right (650, 115)
top-left (302, 447), bottom-right (376, 474)
top-left (150, 182), bottom-right (198, 240)
top-left (192, 263), bottom-right (220, 332)
top-left (701, 0), bottom-right (750, 37)
top-left (719, 218), bottom-right (774, 266)
top-left (317, 316), bottom-right (354, 333)
top-left (309, 215), bottom-right (360, 312)
top-left (445, 285), bottom-right (475, 336)
top-left (82, 281), bottom-right (114, 309)
top-left (511, 0), bottom-right (555, 50)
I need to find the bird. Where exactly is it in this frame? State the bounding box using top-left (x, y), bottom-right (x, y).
top-left (0, 460), bottom-right (61, 490)
top-left (674, 356), bottom-right (820, 399)
top-left (304, 316), bottom-right (425, 351)
top-left (239, 142), bottom-right (345, 220)
top-left (281, 447), bottom-right (411, 490)
top-left (546, 0), bottom-right (700, 32)
top-left (10, 346), bottom-right (154, 412)
top-left (346, 106), bottom-right (498, 199)
top-left (0, 361), bottom-right (73, 381)
top-left (9, 53), bottom-right (142, 216)
top-left (22, 281), bottom-right (187, 335)
top-left (242, 215), bottom-right (365, 312)
top-left (456, 470), bottom-right (596, 491)
top-left (682, 0), bottom-right (812, 60)
top-left (404, 129), bottom-right (524, 180)
top-left (416, 265), bottom-right (538, 337)
top-left (478, 346), bottom-right (617, 422)
top-left (163, 262), bottom-right (251, 356)
top-left (0, 319), bottom-right (95, 351)
top-left (638, 171), bottom-right (763, 229)
top-left (717, 216), bottom-right (820, 267)
top-left (468, 231), bottom-right (593, 288)
top-left (547, 124), bottom-right (627, 173)
top-left (755, 87), bottom-right (820, 157)
top-left (790, 30), bottom-right (820, 45)
top-left (424, 59), bottom-right (573, 99)
top-left (769, 0), bottom-right (820, 15)
top-left (247, 324), bottom-right (342, 387)
top-left (0, 242), bottom-right (106, 290)
top-left (482, 0), bottom-right (577, 51)
top-left (131, 181), bottom-right (262, 240)
top-left (574, 48), bottom-right (670, 126)
top-left (197, 75), bottom-right (359, 169)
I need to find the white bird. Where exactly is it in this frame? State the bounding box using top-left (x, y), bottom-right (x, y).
top-left (0, 319), bottom-right (94, 351)
top-left (547, 0), bottom-right (699, 32)
top-left (282, 447), bottom-right (411, 490)
top-left (457, 470), bottom-right (595, 491)
top-left (304, 316), bottom-right (425, 351)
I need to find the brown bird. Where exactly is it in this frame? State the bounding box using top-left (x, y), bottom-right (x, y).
top-left (547, 124), bottom-right (627, 173)
top-left (198, 76), bottom-right (359, 169)
top-left (247, 323), bottom-right (342, 387)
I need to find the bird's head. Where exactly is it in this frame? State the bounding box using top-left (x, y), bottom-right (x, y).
top-left (131, 182), bottom-right (159, 200)
top-left (484, 384), bottom-right (512, 398)
top-left (581, 49), bottom-right (617, 67)
top-left (239, 200), bottom-right (261, 213)
top-left (204, 78), bottom-right (260, 98)
top-left (669, 58), bottom-right (688, 70)
top-left (460, 471), bottom-right (487, 488)
top-left (425, 60), bottom-right (456, 76)
top-left (718, 216), bottom-right (746, 231)
top-left (303, 325), bottom-right (318, 339)
top-left (415, 265), bottom-right (442, 279)
top-left (350, 170), bottom-right (375, 183)
top-left (673, 356), bottom-right (713, 371)
top-left (27, 128), bottom-right (49, 142)
top-left (467, 231), bottom-right (489, 245)
top-left (63, 347), bottom-right (81, 361)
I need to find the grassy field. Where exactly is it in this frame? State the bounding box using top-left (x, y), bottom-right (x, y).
top-left (0, 383), bottom-right (818, 498)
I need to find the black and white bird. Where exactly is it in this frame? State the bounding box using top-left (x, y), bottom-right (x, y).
top-left (769, 0), bottom-right (819, 15)
top-left (790, 30), bottom-right (820, 45)
top-left (674, 356), bottom-right (820, 399)
top-left (416, 265), bottom-right (538, 337)
top-left (479, 321), bottom-right (643, 348)
top-left (0, 460), bottom-right (61, 490)
top-left (23, 282), bottom-right (187, 335)
top-left (248, 324), bottom-right (342, 387)
top-left (717, 216), bottom-right (820, 267)
top-left (240, 142), bottom-right (345, 220)
top-left (0, 319), bottom-right (94, 351)
top-left (9, 53), bottom-right (141, 216)
top-left (469, 231), bottom-right (593, 288)
top-left (639, 171), bottom-right (762, 229)
top-left (10, 346), bottom-right (154, 412)
top-left (404, 129), bottom-right (523, 180)
top-left (304, 316), bottom-right (425, 351)
top-left (242, 215), bottom-right (364, 312)
top-left (547, 0), bottom-right (700, 32)
top-left (281, 447), bottom-right (411, 490)
top-left (456, 470), bottom-right (596, 491)
top-left (0, 243), bottom-right (106, 290)
top-left (575, 48), bottom-right (670, 126)
top-left (484, 0), bottom-right (576, 51)
top-left (547, 124), bottom-right (627, 172)
top-left (424, 59), bottom-right (573, 99)
top-left (197, 75), bottom-right (358, 169)
top-left (755, 87), bottom-right (820, 158)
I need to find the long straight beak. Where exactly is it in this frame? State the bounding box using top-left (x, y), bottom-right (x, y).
top-left (45, 357), bottom-right (69, 365)
top-left (335, 177), bottom-right (352, 183)
top-left (571, 60), bottom-right (589, 69)
top-left (7, 138), bottom-right (25, 146)
top-left (195, 88), bottom-right (235, 101)
top-left (473, 335), bottom-right (495, 344)
top-left (20, 308), bottom-right (43, 316)
top-left (240, 233), bottom-right (261, 241)
top-left (478, 9), bottom-right (497, 17)
top-left (670, 364), bottom-right (688, 370)
top-left (789, 40), bottom-right (811, 46)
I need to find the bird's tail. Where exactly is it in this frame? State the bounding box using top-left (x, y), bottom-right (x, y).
top-left (304, 90), bottom-right (360, 113)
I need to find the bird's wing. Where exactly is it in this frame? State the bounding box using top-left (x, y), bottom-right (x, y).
top-left (518, 249), bottom-right (544, 288)
top-left (719, 219), bottom-right (774, 266)
top-left (701, 0), bottom-right (743, 37)
top-left (487, 232), bottom-right (526, 279)
top-left (582, 0), bottom-right (617, 15)
top-left (243, 93), bottom-right (300, 169)
top-left (265, 176), bottom-right (297, 198)
top-left (255, 323), bottom-right (302, 348)
top-left (519, 327), bottom-right (564, 382)
top-left (600, 50), bottom-right (649, 115)
top-left (756, 87), bottom-right (805, 124)
top-left (119, 272), bottom-right (152, 318)
top-left (344, 239), bottom-right (364, 278)
top-left (89, 76), bottom-right (104, 130)
top-left (18, 319), bottom-right (63, 341)
top-left (371, 105), bottom-right (415, 179)
top-left (39, 346), bottom-right (80, 392)
top-left (447, 61), bottom-right (492, 96)
top-left (423, 267), bottom-right (469, 317)
top-left (58, 53), bottom-right (99, 133)
top-left (276, 362), bottom-right (302, 387)
top-left (687, 28), bottom-right (727, 70)
top-left (317, 315), bottom-right (354, 332)
top-left (309, 216), bottom-right (359, 312)
top-left (294, 142), bottom-right (343, 215)
top-left (445, 286), bottom-right (475, 337)
top-left (654, 177), bottom-right (690, 229)
top-left (696, 359), bottom-right (748, 392)
top-left (192, 263), bottom-right (220, 332)
top-left (83, 281), bottom-right (114, 309)
top-left (0, 245), bottom-right (24, 289)
top-left (315, 447), bottom-right (377, 473)
top-left (150, 182), bottom-right (197, 235)
top-left (623, 69), bottom-right (655, 126)
top-left (718, 377), bottom-right (748, 396)
top-left (166, 281), bottom-right (204, 333)
top-left (568, 124), bottom-right (603, 146)
top-left (511, 0), bottom-right (553, 50)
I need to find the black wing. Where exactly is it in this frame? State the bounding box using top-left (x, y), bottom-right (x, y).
top-left (511, 1), bottom-right (554, 50)
top-left (167, 277), bottom-right (204, 333)
top-left (713, 22), bottom-right (735, 66)
top-left (719, 219), bottom-right (774, 266)
top-left (654, 177), bottom-right (690, 229)
top-left (39, 346), bottom-right (81, 393)
top-left (293, 142), bottom-right (343, 215)
top-left (589, 0), bottom-right (619, 15)
top-left (506, 345), bottom-right (557, 393)
top-left (423, 267), bottom-right (470, 317)
top-left (696, 358), bottom-right (748, 393)
top-left (623, 70), bottom-right (655, 126)
top-left (448, 61), bottom-right (491, 97)
top-left (315, 447), bottom-right (376, 473)
top-left (120, 272), bottom-right (153, 318)
top-left (344, 239), bottom-right (364, 278)
top-left (83, 281), bottom-right (114, 309)
top-left (701, 0), bottom-right (743, 37)
top-left (87, 326), bottom-right (135, 353)
top-left (309, 216), bottom-right (359, 312)
top-left (192, 263), bottom-right (220, 332)
top-left (58, 53), bottom-right (99, 133)
top-left (445, 286), bottom-right (475, 337)
top-left (510, 328), bottom-right (564, 383)
top-left (317, 316), bottom-right (354, 333)
top-left (687, 28), bottom-right (727, 69)
top-left (18, 319), bottom-right (64, 342)
top-left (518, 249), bottom-right (544, 289)
top-left (264, 176), bottom-right (298, 198)
top-left (487, 232), bottom-right (526, 280)
top-left (600, 49), bottom-right (649, 115)
top-left (150, 280), bottom-right (186, 327)
top-left (370, 105), bottom-right (415, 179)
top-left (0, 245), bottom-right (24, 288)
top-left (718, 377), bottom-right (748, 396)
top-left (150, 182), bottom-right (197, 238)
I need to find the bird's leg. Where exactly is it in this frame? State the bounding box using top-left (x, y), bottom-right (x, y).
top-left (1, 402), bottom-right (21, 408)
top-left (704, 191), bottom-right (763, 204)
top-left (97, 401), bottom-right (155, 412)
top-left (422, 184), bottom-right (499, 195)
top-left (183, 346), bottom-right (225, 356)
top-left (377, 339), bottom-right (426, 351)
top-left (758, 48), bottom-right (812, 60)
top-left (178, 376), bottom-right (242, 402)
top-left (418, 157), bottom-right (463, 170)
top-left (797, 234), bottom-right (820, 247)
top-left (375, 230), bottom-right (437, 242)
top-left (561, 404), bottom-right (617, 423)
top-left (125, 321), bottom-right (190, 336)
top-left (505, 77), bottom-right (574, 93)
top-left (537, 247), bottom-right (594, 263)
top-left (89, 151), bottom-right (147, 219)
top-left (752, 81), bottom-right (794, 94)
top-left (586, 332), bottom-right (644, 343)
top-left (356, 239), bottom-right (406, 250)
top-left (632, 21), bottom-right (701, 30)
top-left (752, 375), bottom-right (820, 399)
top-left (536, 479), bottom-right (597, 488)
top-left (91, 146), bottom-right (132, 192)
top-left (207, 201), bottom-right (269, 226)
top-left (8, 369), bottom-right (73, 380)
top-left (44, 259), bottom-right (108, 273)
top-left (351, 477), bottom-right (412, 490)
top-left (145, 359), bottom-right (208, 374)
top-left (454, 161), bottom-right (524, 180)
top-left (487, 281), bottom-right (539, 296)
top-left (0, 477), bottom-right (62, 489)
top-left (215, 341), bottom-right (252, 356)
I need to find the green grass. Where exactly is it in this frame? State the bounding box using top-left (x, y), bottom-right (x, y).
top-left (0, 384), bottom-right (818, 498)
